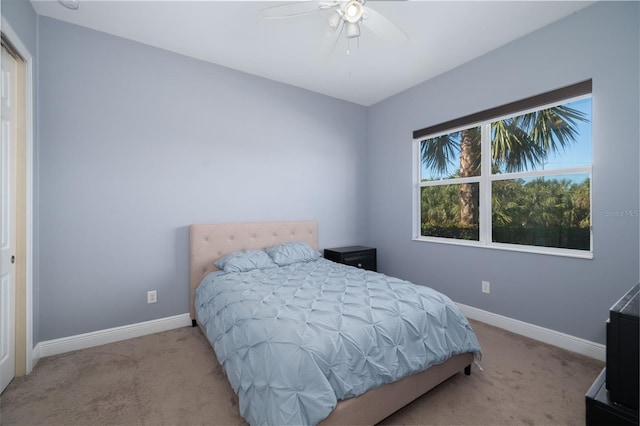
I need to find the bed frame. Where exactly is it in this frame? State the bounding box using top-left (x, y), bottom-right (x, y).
top-left (189, 220), bottom-right (473, 425)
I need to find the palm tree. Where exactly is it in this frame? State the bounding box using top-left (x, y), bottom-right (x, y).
top-left (492, 105), bottom-right (588, 173)
top-left (420, 103), bottom-right (589, 227)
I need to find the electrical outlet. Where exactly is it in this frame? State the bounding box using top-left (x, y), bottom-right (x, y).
top-left (482, 281), bottom-right (490, 294)
top-left (147, 290), bottom-right (157, 304)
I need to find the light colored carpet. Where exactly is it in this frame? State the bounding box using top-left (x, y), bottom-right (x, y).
top-left (0, 319), bottom-right (603, 425)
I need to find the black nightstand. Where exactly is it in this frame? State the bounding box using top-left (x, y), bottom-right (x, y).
top-left (324, 246), bottom-right (377, 272)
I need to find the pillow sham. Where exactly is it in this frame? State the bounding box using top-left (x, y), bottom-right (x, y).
top-left (214, 249), bottom-right (277, 273)
top-left (266, 242), bottom-right (320, 266)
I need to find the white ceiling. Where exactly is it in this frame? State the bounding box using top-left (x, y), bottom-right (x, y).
top-left (30, 0), bottom-right (594, 106)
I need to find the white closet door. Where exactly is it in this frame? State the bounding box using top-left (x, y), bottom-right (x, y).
top-left (0, 45), bottom-right (17, 393)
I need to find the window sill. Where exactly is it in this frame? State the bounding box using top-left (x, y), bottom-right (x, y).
top-left (412, 236), bottom-right (593, 259)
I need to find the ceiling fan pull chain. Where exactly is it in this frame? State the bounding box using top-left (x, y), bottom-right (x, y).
top-left (346, 36), bottom-right (360, 56)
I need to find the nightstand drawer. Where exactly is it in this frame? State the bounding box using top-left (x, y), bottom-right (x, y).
top-left (342, 253), bottom-right (376, 270)
top-left (324, 246), bottom-right (377, 272)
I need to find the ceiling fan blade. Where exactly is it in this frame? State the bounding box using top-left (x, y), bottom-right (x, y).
top-left (320, 19), bottom-right (345, 56)
top-left (361, 6), bottom-right (408, 44)
top-left (260, 1), bottom-right (338, 19)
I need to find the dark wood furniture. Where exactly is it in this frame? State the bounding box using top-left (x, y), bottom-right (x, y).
top-left (605, 283), bottom-right (639, 409)
top-left (324, 246), bottom-right (377, 272)
top-left (586, 368), bottom-right (638, 426)
top-left (585, 283), bottom-right (639, 426)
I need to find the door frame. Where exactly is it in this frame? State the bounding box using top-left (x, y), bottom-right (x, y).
top-left (1, 17), bottom-right (35, 374)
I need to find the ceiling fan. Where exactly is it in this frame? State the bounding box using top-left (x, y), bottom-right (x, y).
top-left (260, 1), bottom-right (408, 54)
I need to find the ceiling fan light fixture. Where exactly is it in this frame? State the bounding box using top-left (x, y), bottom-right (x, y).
top-left (328, 10), bottom-right (341, 31)
top-left (345, 21), bottom-right (360, 38)
top-left (343, 1), bottom-right (363, 23)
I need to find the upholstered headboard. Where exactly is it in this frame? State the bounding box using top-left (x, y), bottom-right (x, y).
top-left (189, 220), bottom-right (318, 322)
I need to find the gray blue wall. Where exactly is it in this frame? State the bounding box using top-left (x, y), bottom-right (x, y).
top-left (36, 17), bottom-right (368, 340)
top-left (2, 1), bottom-right (639, 346)
top-left (367, 1), bottom-right (639, 344)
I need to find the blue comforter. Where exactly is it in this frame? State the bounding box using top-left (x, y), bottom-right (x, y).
top-left (195, 258), bottom-right (481, 425)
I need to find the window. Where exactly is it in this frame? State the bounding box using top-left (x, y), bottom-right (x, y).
top-left (413, 81), bottom-right (592, 257)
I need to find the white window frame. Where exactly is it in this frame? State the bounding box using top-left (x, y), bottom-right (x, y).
top-left (412, 93), bottom-right (593, 259)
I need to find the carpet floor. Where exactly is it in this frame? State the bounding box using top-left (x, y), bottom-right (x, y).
top-left (0, 319), bottom-right (603, 425)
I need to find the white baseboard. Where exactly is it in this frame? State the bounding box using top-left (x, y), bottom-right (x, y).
top-left (31, 342), bottom-right (41, 371)
top-left (31, 306), bottom-right (605, 367)
top-left (35, 313), bottom-right (192, 360)
top-left (457, 302), bottom-right (606, 361)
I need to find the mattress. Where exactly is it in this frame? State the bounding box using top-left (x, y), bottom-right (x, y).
top-left (196, 257), bottom-right (481, 425)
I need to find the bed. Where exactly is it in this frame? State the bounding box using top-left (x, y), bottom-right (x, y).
top-left (190, 220), bottom-right (481, 425)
